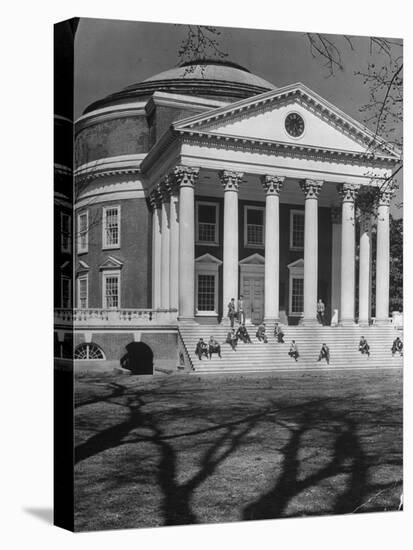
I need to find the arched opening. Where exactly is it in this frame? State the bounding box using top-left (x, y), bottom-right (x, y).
top-left (120, 342), bottom-right (154, 375)
top-left (74, 343), bottom-right (106, 360)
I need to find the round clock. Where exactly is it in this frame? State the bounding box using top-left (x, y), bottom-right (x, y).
top-left (285, 112), bottom-right (305, 137)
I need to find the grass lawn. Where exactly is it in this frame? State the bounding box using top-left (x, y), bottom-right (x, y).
top-left (74, 369), bottom-right (403, 531)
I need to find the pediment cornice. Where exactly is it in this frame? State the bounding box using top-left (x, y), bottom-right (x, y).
top-left (174, 83), bottom-right (401, 160)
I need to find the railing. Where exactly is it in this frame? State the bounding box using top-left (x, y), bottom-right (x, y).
top-left (54, 308), bottom-right (178, 326)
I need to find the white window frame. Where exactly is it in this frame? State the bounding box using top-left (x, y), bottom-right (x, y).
top-left (194, 255), bottom-right (222, 317)
top-left (102, 269), bottom-right (121, 309)
top-left (77, 210), bottom-right (89, 254)
top-left (60, 212), bottom-right (71, 253)
top-left (244, 205), bottom-right (265, 248)
top-left (60, 276), bottom-right (71, 308)
top-left (77, 274), bottom-right (89, 309)
top-left (102, 205), bottom-right (121, 250)
top-left (195, 201), bottom-right (219, 246)
top-left (289, 209), bottom-right (305, 251)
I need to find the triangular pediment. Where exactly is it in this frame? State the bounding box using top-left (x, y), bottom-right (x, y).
top-left (99, 256), bottom-right (124, 270)
top-left (239, 253), bottom-right (265, 265)
top-left (195, 253), bottom-right (222, 265)
top-left (287, 258), bottom-right (304, 270)
top-left (76, 260), bottom-right (90, 273)
top-left (174, 83), bottom-right (399, 158)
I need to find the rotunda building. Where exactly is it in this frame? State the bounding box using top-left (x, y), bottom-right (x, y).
top-left (57, 58), bottom-right (400, 371)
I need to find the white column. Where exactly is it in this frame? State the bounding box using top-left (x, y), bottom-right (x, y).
top-left (330, 207), bottom-right (341, 326)
top-left (337, 183), bottom-right (359, 325)
top-left (262, 175), bottom-right (284, 321)
top-left (169, 189), bottom-right (179, 313)
top-left (150, 191), bottom-right (162, 309)
top-left (299, 179), bottom-right (323, 325)
top-left (174, 166), bottom-right (199, 322)
top-left (220, 171), bottom-right (243, 322)
top-left (375, 185), bottom-right (394, 324)
top-left (160, 180), bottom-right (170, 309)
top-left (358, 212), bottom-right (372, 326)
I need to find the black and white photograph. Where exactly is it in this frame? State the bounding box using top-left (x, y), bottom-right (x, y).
top-left (52, 12), bottom-right (404, 534)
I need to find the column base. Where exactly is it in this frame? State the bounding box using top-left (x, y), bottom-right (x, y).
top-left (299, 317), bottom-right (319, 326)
top-left (220, 317), bottom-right (234, 327)
top-left (339, 319), bottom-right (356, 326)
top-left (178, 317), bottom-right (197, 324)
top-left (374, 318), bottom-right (391, 326)
top-left (358, 320), bottom-right (370, 327)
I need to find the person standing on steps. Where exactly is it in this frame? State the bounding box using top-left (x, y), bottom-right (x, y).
top-left (359, 336), bottom-right (370, 357)
top-left (317, 343), bottom-right (330, 365)
top-left (317, 298), bottom-right (325, 325)
top-left (226, 328), bottom-right (237, 351)
top-left (237, 295), bottom-right (246, 326)
top-left (288, 340), bottom-right (299, 362)
top-left (227, 298), bottom-right (236, 328)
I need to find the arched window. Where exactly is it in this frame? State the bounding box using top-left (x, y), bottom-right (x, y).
top-left (74, 343), bottom-right (105, 360)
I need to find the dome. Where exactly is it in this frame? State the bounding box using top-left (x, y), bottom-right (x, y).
top-left (143, 59), bottom-right (276, 89)
top-left (84, 59), bottom-right (276, 114)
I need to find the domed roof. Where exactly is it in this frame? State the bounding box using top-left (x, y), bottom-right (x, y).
top-left (84, 59), bottom-right (276, 114)
top-left (143, 59), bottom-right (276, 90)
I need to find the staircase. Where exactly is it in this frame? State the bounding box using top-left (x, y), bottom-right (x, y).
top-left (178, 322), bottom-right (403, 374)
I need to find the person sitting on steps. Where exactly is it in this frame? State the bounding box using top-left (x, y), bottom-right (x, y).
top-left (317, 343), bottom-right (330, 365)
top-left (195, 338), bottom-right (208, 360)
top-left (359, 336), bottom-right (370, 357)
top-left (256, 322), bottom-right (268, 343)
top-left (226, 328), bottom-right (238, 351)
top-left (274, 323), bottom-right (285, 343)
top-left (236, 324), bottom-right (252, 344)
top-left (208, 336), bottom-right (222, 359)
top-left (391, 336), bottom-right (403, 356)
top-left (288, 340), bottom-right (299, 362)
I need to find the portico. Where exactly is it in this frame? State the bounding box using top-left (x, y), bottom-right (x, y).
top-left (143, 83), bottom-right (399, 327)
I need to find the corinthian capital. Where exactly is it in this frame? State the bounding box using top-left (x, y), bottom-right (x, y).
top-left (219, 170), bottom-right (243, 191)
top-left (299, 179), bottom-right (323, 199)
top-left (158, 176), bottom-right (172, 202)
top-left (337, 183), bottom-right (360, 203)
top-left (173, 165), bottom-right (200, 188)
top-left (377, 181), bottom-right (396, 207)
top-left (261, 175), bottom-right (285, 196)
top-left (148, 187), bottom-right (162, 211)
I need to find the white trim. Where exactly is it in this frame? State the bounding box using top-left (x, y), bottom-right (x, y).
top-left (102, 205), bottom-right (121, 250)
top-left (195, 255), bottom-right (220, 314)
top-left (289, 209), bottom-right (305, 251)
top-left (77, 274), bottom-right (89, 309)
top-left (244, 205), bottom-right (265, 249)
top-left (75, 154), bottom-right (146, 177)
top-left (75, 102), bottom-right (146, 124)
top-left (196, 200), bottom-right (220, 246)
top-left (60, 212), bottom-right (71, 253)
top-left (102, 269), bottom-right (121, 309)
top-left (60, 275), bottom-right (71, 308)
top-left (77, 210), bottom-right (89, 254)
top-left (288, 259), bottom-right (304, 317)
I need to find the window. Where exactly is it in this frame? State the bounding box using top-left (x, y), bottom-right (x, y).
top-left (103, 271), bottom-right (120, 308)
top-left (290, 210), bottom-right (305, 250)
top-left (197, 274), bottom-right (216, 311)
top-left (77, 211), bottom-right (89, 253)
top-left (102, 206), bottom-right (120, 249)
top-left (60, 213), bottom-right (71, 253)
top-left (245, 206), bottom-right (264, 247)
top-left (77, 275), bottom-right (88, 309)
top-left (61, 276), bottom-right (71, 308)
top-left (74, 343), bottom-right (105, 360)
top-left (196, 202), bottom-right (219, 245)
top-left (291, 277), bottom-right (304, 315)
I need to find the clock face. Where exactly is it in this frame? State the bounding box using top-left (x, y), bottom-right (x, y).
top-left (285, 112), bottom-right (305, 137)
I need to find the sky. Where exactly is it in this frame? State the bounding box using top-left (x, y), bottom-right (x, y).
top-left (74, 18), bottom-right (402, 215)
